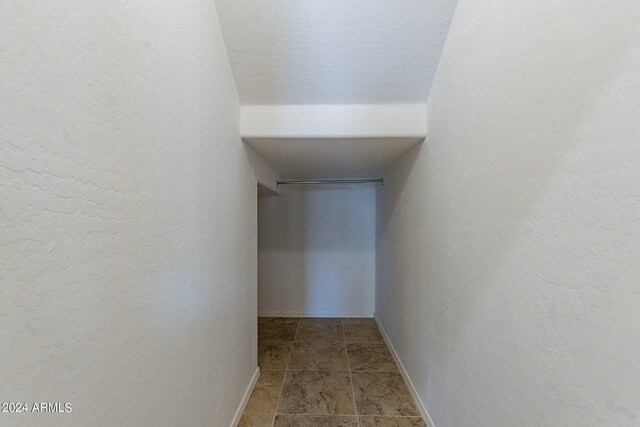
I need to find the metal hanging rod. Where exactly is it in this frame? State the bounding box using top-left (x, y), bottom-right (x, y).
top-left (276, 178), bottom-right (383, 187)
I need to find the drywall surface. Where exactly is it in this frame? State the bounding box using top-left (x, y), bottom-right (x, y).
top-left (259, 185), bottom-right (375, 317)
top-left (246, 137), bottom-right (423, 180)
top-left (242, 104), bottom-right (426, 179)
top-left (0, 2), bottom-right (256, 426)
top-left (241, 105), bottom-right (427, 139)
top-left (214, 0), bottom-right (458, 104)
top-left (245, 143), bottom-right (281, 194)
top-left (376, 1), bottom-right (640, 426)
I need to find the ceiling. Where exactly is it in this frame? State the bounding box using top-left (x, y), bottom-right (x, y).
top-left (215, 0), bottom-right (458, 105)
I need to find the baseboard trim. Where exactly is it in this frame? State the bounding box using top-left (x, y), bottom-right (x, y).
top-left (230, 366), bottom-right (260, 427)
top-left (375, 316), bottom-right (436, 427)
top-left (258, 311), bottom-right (374, 318)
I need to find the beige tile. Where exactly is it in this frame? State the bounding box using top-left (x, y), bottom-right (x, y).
top-left (245, 370), bottom-right (286, 414)
top-left (278, 370), bottom-right (355, 415)
top-left (346, 343), bottom-right (398, 372)
top-left (239, 413), bottom-right (275, 427)
top-left (274, 414), bottom-right (359, 427)
top-left (289, 341), bottom-right (349, 371)
top-left (341, 318), bottom-right (377, 325)
top-left (259, 341), bottom-right (293, 370)
top-left (351, 372), bottom-right (419, 416)
top-left (295, 322), bottom-right (344, 344)
top-left (259, 322), bottom-right (299, 342)
top-left (358, 416), bottom-right (427, 427)
top-left (343, 324), bottom-right (384, 343)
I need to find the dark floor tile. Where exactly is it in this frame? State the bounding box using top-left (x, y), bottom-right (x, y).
top-left (259, 341), bottom-right (293, 370)
top-left (343, 324), bottom-right (384, 343)
top-left (259, 317), bottom-right (301, 325)
top-left (346, 343), bottom-right (398, 372)
top-left (241, 318), bottom-right (423, 426)
top-left (289, 341), bottom-right (348, 371)
top-left (351, 372), bottom-right (419, 416)
top-left (358, 416), bottom-right (427, 427)
top-left (341, 318), bottom-right (376, 325)
top-left (245, 370), bottom-right (286, 414)
top-left (239, 413), bottom-right (275, 427)
top-left (278, 370), bottom-right (355, 415)
top-left (259, 322), bottom-right (299, 341)
top-left (299, 318), bottom-right (342, 325)
top-left (274, 414), bottom-right (359, 427)
top-left (295, 321), bottom-right (344, 344)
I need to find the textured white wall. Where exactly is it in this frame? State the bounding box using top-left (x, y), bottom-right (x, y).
top-left (259, 185), bottom-right (375, 317)
top-left (0, 2), bottom-right (256, 426)
top-left (376, 0), bottom-right (640, 426)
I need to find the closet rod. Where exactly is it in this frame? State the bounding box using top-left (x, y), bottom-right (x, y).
top-left (276, 178), bottom-right (383, 187)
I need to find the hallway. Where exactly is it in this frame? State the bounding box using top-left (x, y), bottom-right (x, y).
top-left (240, 318), bottom-right (424, 426)
top-left (2, 0), bottom-right (640, 426)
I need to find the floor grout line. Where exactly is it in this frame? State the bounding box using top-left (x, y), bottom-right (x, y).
top-left (270, 317), bottom-right (299, 427)
top-left (253, 318), bottom-right (425, 426)
top-left (343, 318), bottom-right (361, 427)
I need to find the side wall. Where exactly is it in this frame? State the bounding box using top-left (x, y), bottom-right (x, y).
top-left (376, 0), bottom-right (640, 426)
top-left (0, 2), bottom-right (256, 426)
top-left (259, 185), bottom-right (375, 317)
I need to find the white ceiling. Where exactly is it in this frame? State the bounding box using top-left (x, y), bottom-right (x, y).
top-left (245, 137), bottom-right (423, 179)
top-left (215, 0), bottom-right (458, 105)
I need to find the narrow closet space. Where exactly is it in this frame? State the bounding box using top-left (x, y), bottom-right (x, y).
top-left (220, 2), bottom-right (431, 423)
top-left (258, 181), bottom-right (376, 318)
top-left (241, 178), bottom-right (425, 426)
top-left (238, 105), bottom-right (426, 426)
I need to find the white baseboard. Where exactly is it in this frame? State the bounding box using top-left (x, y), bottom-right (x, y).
top-left (375, 316), bottom-right (436, 427)
top-left (258, 311), bottom-right (374, 318)
top-left (230, 367), bottom-right (260, 427)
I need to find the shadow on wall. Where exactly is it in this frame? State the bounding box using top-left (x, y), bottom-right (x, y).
top-left (376, 141), bottom-right (426, 346)
top-left (258, 187), bottom-right (309, 314)
top-left (377, 1), bottom-right (640, 423)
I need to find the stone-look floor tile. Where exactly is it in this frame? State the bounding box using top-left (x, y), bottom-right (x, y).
top-left (274, 414), bottom-right (359, 427)
top-left (295, 322), bottom-right (344, 344)
top-left (289, 342), bottom-right (349, 371)
top-left (278, 371), bottom-right (355, 415)
top-left (346, 343), bottom-right (398, 372)
top-left (259, 341), bottom-right (293, 370)
top-left (343, 324), bottom-right (384, 343)
top-left (299, 318), bottom-right (342, 326)
top-left (358, 416), bottom-right (427, 427)
top-left (245, 370), bottom-right (286, 414)
top-left (260, 317), bottom-right (300, 326)
top-left (351, 372), bottom-right (419, 416)
top-left (239, 413), bottom-right (275, 427)
top-left (341, 318), bottom-right (377, 325)
top-left (259, 322), bottom-right (299, 342)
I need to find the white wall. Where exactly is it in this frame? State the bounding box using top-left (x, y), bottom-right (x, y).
top-left (259, 185), bottom-right (376, 317)
top-left (241, 105), bottom-right (427, 139)
top-left (0, 2), bottom-right (256, 426)
top-left (376, 0), bottom-right (640, 426)
top-left (244, 143), bottom-right (281, 194)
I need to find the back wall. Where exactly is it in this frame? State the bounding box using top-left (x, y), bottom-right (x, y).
top-left (258, 184), bottom-right (375, 317)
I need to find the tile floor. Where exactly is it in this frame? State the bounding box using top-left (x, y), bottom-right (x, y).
top-left (239, 317), bottom-right (427, 427)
